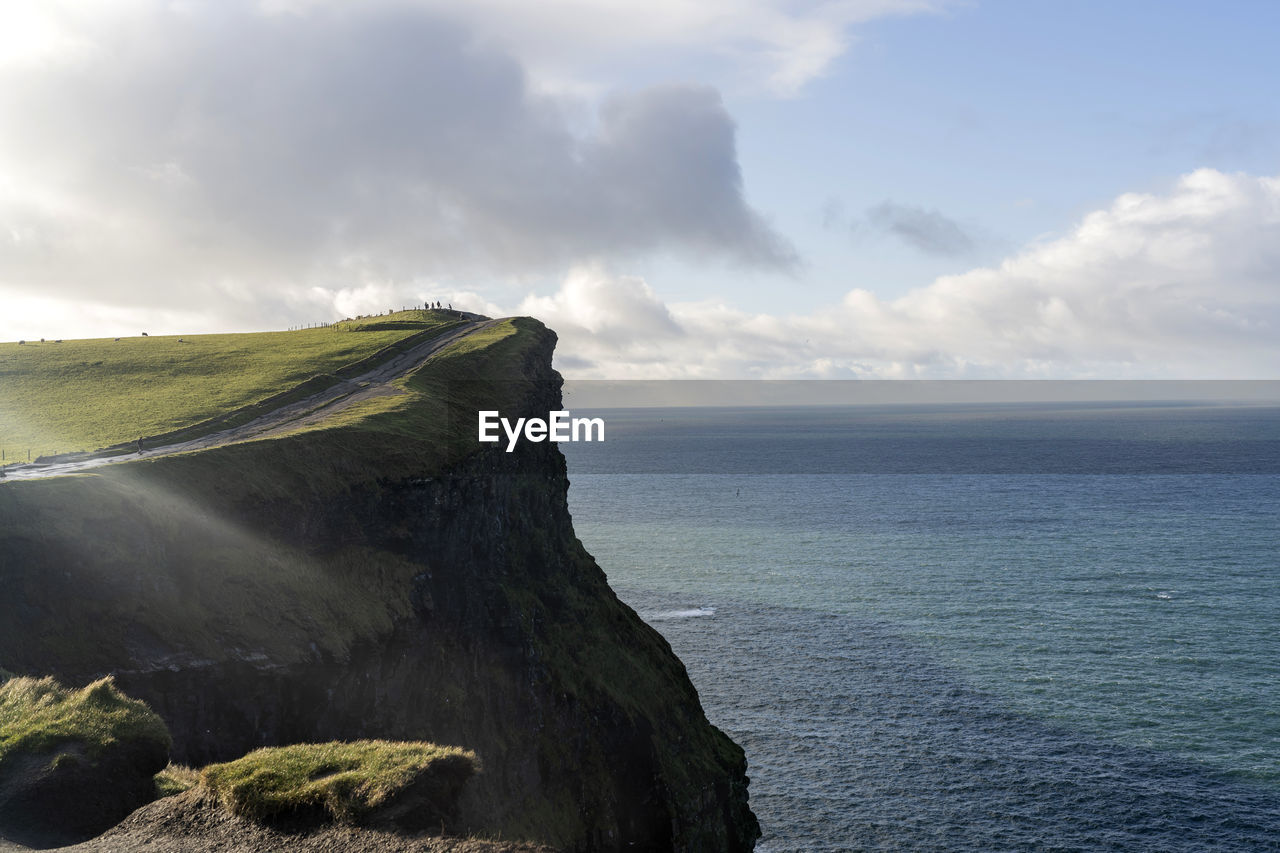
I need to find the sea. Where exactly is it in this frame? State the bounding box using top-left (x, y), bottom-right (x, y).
top-left (558, 401), bottom-right (1280, 852)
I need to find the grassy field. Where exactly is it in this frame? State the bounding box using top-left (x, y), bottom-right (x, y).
top-left (0, 310), bottom-right (458, 461)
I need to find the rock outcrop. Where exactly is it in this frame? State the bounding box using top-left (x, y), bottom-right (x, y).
top-left (0, 677), bottom-right (171, 848)
top-left (59, 788), bottom-right (557, 853)
top-left (0, 318), bottom-right (759, 851)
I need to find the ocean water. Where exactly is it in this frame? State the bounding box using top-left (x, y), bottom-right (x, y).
top-left (560, 404), bottom-right (1280, 852)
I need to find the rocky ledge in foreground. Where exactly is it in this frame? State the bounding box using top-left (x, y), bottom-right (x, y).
top-left (2, 787), bottom-right (553, 853)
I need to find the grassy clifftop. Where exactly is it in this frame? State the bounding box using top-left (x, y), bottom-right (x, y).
top-left (0, 309), bottom-right (459, 460)
top-left (0, 315), bottom-right (544, 673)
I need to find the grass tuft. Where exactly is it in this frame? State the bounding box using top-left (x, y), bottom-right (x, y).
top-left (0, 675), bottom-right (171, 764)
top-left (154, 762), bottom-right (200, 798)
top-left (199, 740), bottom-right (479, 825)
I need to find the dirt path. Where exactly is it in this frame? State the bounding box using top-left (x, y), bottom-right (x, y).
top-left (0, 319), bottom-right (498, 483)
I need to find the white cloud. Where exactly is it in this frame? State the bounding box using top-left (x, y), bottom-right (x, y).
top-left (0, 1), bottom-right (793, 336)
top-left (520, 267), bottom-right (682, 344)
top-left (0, 293), bottom-right (224, 343)
top-left (525, 171), bottom-right (1280, 378)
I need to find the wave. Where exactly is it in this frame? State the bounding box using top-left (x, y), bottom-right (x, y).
top-left (647, 606), bottom-right (716, 622)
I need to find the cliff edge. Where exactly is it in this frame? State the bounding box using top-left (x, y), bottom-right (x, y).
top-left (0, 318), bottom-right (759, 851)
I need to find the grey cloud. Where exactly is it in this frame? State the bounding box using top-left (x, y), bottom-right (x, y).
top-left (587, 87), bottom-right (796, 268)
top-left (0, 3), bottom-right (793, 314)
top-left (866, 201), bottom-right (975, 256)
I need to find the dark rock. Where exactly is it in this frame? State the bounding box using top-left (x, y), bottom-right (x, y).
top-left (373, 751), bottom-right (479, 832)
top-left (0, 738), bottom-right (167, 848)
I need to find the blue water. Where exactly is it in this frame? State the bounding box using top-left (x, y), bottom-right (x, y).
top-left (560, 404), bottom-right (1280, 851)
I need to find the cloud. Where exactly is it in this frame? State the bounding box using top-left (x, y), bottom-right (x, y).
top-left (0, 2), bottom-right (792, 330)
top-left (269, 0), bottom-right (954, 97)
top-left (526, 171), bottom-right (1280, 378)
top-left (866, 201), bottom-right (975, 256)
top-left (520, 267), bottom-right (682, 345)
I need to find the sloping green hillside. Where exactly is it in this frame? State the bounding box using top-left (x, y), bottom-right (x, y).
top-left (0, 310), bottom-right (456, 460)
top-left (0, 317), bottom-right (544, 670)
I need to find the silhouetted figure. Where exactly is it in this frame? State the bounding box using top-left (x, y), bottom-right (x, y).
top-left (137, 437), bottom-right (144, 454)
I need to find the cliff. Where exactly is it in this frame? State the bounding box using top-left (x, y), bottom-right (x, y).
top-left (0, 318), bottom-right (759, 851)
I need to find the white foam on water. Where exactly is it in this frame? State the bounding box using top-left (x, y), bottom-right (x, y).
top-left (647, 606), bottom-right (716, 622)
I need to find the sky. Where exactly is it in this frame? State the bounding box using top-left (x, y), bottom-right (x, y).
top-left (1, 0), bottom-right (1278, 378)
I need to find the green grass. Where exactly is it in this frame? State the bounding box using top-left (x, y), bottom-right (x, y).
top-left (421, 320), bottom-right (518, 360)
top-left (199, 740), bottom-right (479, 824)
top-left (0, 310), bottom-right (458, 460)
top-left (0, 675), bottom-right (171, 764)
top-left (265, 317), bottom-right (537, 447)
top-left (154, 762), bottom-right (200, 798)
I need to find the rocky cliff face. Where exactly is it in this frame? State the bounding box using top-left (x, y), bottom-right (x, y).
top-left (0, 319), bottom-right (759, 852)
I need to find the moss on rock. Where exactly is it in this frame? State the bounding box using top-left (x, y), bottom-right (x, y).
top-left (0, 675), bottom-right (171, 846)
top-left (200, 740), bottom-right (479, 829)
